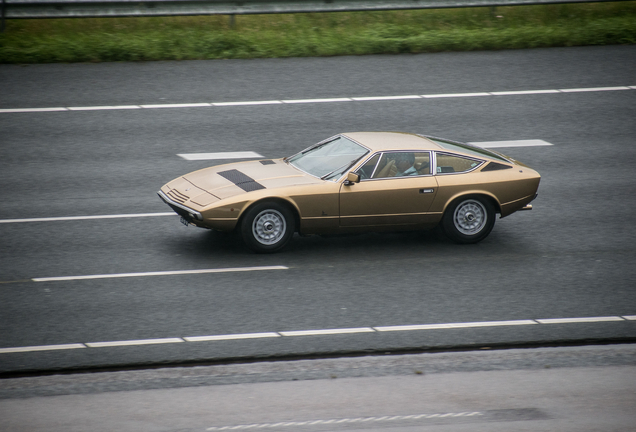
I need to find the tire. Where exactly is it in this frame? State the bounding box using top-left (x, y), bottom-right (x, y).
top-left (240, 201), bottom-right (295, 253)
top-left (441, 196), bottom-right (496, 244)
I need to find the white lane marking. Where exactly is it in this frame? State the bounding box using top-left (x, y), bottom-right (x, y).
top-left (0, 212), bottom-right (175, 224)
top-left (491, 89), bottom-right (560, 95)
top-left (536, 316), bottom-right (625, 324)
top-left (184, 332), bottom-right (281, 342)
top-left (0, 343), bottom-right (86, 354)
top-left (374, 319), bottom-right (537, 332)
top-left (1, 316), bottom-right (631, 354)
top-left (213, 100), bottom-right (282, 106)
top-left (0, 107), bottom-right (67, 113)
top-left (32, 265), bottom-right (289, 282)
top-left (2, 85), bottom-right (632, 113)
top-left (559, 86), bottom-right (632, 92)
top-left (140, 103), bottom-right (212, 108)
top-left (86, 338), bottom-right (184, 348)
top-left (205, 412), bottom-right (484, 430)
top-left (423, 92), bottom-right (490, 98)
top-left (0, 138), bottom-right (550, 225)
top-left (470, 139), bottom-right (553, 148)
top-left (279, 327), bottom-right (375, 337)
top-left (352, 95), bottom-right (421, 101)
top-left (67, 105), bottom-right (141, 111)
top-left (282, 97), bottom-right (352, 104)
top-left (178, 151), bottom-right (264, 160)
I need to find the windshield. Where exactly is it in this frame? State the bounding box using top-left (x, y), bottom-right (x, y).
top-left (288, 136), bottom-right (369, 180)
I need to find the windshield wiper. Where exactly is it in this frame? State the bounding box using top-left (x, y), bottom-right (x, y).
top-left (320, 156), bottom-right (363, 180)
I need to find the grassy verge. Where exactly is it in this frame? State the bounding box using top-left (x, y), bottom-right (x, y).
top-left (1, 2), bottom-right (635, 63)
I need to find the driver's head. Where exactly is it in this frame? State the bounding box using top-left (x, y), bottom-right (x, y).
top-left (394, 152), bottom-right (415, 171)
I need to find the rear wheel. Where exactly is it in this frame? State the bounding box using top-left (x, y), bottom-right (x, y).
top-left (241, 202), bottom-right (295, 253)
top-left (442, 196), bottom-right (495, 244)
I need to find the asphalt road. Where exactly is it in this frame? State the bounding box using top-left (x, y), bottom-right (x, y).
top-left (1, 45), bottom-right (635, 374)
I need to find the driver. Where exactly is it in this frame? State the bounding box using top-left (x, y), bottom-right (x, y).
top-left (393, 152), bottom-right (418, 177)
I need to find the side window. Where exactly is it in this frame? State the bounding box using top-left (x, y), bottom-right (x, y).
top-left (435, 153), bottom-right (483, 174)
top-left (371, 152), bottom-right (430, 179)
top-left (355, 153), bottom-right (380, 179)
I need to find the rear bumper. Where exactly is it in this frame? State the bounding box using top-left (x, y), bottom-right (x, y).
top-left (157, 190), bottom-right (203, 222)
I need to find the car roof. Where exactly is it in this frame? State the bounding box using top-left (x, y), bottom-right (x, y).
top-left (342, 132), bottom-right (443, 152)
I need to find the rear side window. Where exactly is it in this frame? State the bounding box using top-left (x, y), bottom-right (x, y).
top-left (436, 153), bottom-right (483, 174)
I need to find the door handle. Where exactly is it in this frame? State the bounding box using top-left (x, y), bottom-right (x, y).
top-left (420, 188), bottom-right (434, 194)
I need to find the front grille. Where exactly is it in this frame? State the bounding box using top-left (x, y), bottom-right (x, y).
top-left (166, 189), bottom-right (189, 203)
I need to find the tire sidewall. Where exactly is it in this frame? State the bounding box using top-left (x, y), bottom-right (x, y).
top-left (442, 196), bottom-right (496, 244)
top-left (241, 201), bottom-right (295, 253)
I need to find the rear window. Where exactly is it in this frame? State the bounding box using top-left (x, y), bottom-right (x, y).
top-left (436, 153), bottom-right (483, 174)
top-left (428, 137), bottom-right (510, 163)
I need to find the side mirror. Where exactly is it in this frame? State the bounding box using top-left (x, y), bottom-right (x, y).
top-left (344, 172), bottom-right (360, 186)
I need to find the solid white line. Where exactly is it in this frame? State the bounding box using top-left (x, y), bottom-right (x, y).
top-left (67, 105), bottom-right (141, 111)
top-left (374, 319), bottom-right (537, 332)
top-left (32, 265), bottom-right (289, 282)
top-left (490, 89), bottom-right (560, 95)
top-left (422, 92), bottom-right (490, 98)
top-left (178, 151), bottom-right (264, 160)
top-left (0, 343), bottom-right (86, 354)
top-left (212, 100), bottom-right (282, 106)
top-left (140, 103), bottom-right (212, 108)
top-left (282, 97), bottom-right (351, 104)
top-left (0, 212), bottom-right (175, 224)
top-left (184, 332), bottom-right (281, 342)
top-left (470, 139), bottom-right (553, 148)
top-left (1, 315), bottom-right (632, 355)
top-left (0, 107), bottom-right (67, 113)
top-left (352, 95), bottom-right (421, 101)
top-left (559, 86), bottom-right (631, 92)
top-left (86, 338), bottom-right (184, 348)
top-left (536, 316), bottom-right (625, 324)
top-left (2, 85), bottom-right (634, 114)
top-left (279, 327), bottom-right (375, 337)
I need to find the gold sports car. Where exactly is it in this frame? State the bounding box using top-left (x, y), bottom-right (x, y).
top-left (158, 132), bottom-right (540, 253)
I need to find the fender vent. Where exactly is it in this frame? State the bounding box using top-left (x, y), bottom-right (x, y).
top-left (481, 162), bottom-right (513, 172)
top-left (218, 169), bottom-right (266, 192)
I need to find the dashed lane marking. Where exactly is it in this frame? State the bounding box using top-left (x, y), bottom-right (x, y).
top-left (0, 139), bottom-right (550, 225)
top-left (470, 139), bottom-right (553, 148)
top-left (31, 265), bottom-right (289, 282)
top-left (535, 316), bottom-right (625, 324)
top-left (0, 85), bottom-right (633, 113)
top-left (178, 151), bottom-right (264, 160)
top-left (0, 316), bottom-right (633, 355)
top-left (205, 412), bottom-right (484, 430)
top-left (279, 327), bottom-right (376, 337)
top-left (86, 338), bottom-right (184, 348)
top-left (0, 212), bottom-right (175, 224)
top-left (374, 319), bottom-right (538, 332)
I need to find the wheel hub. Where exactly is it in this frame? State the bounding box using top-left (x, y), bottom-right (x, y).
top-left (454, 200), bottom-right (487, 235)
top-left (252, 209), bottom-right (286, 245)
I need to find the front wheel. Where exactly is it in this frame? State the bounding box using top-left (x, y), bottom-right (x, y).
top-left (442, 196), bottom-right (496, 244)
top-left (240, 202), bottom-right (295, 253)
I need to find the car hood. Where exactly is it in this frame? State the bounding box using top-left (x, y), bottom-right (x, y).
top-left (181, 159), bottom-right (323, 200)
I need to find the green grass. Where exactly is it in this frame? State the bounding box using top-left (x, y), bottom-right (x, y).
top-left (1, 2), bottom-right (635, 63)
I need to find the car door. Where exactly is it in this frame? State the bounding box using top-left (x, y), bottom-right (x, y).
top-left (339, 151), bottom-right (439, 227)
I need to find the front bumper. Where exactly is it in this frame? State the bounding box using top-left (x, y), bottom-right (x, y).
top-left (157, 190), bottom-right (203, 222)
